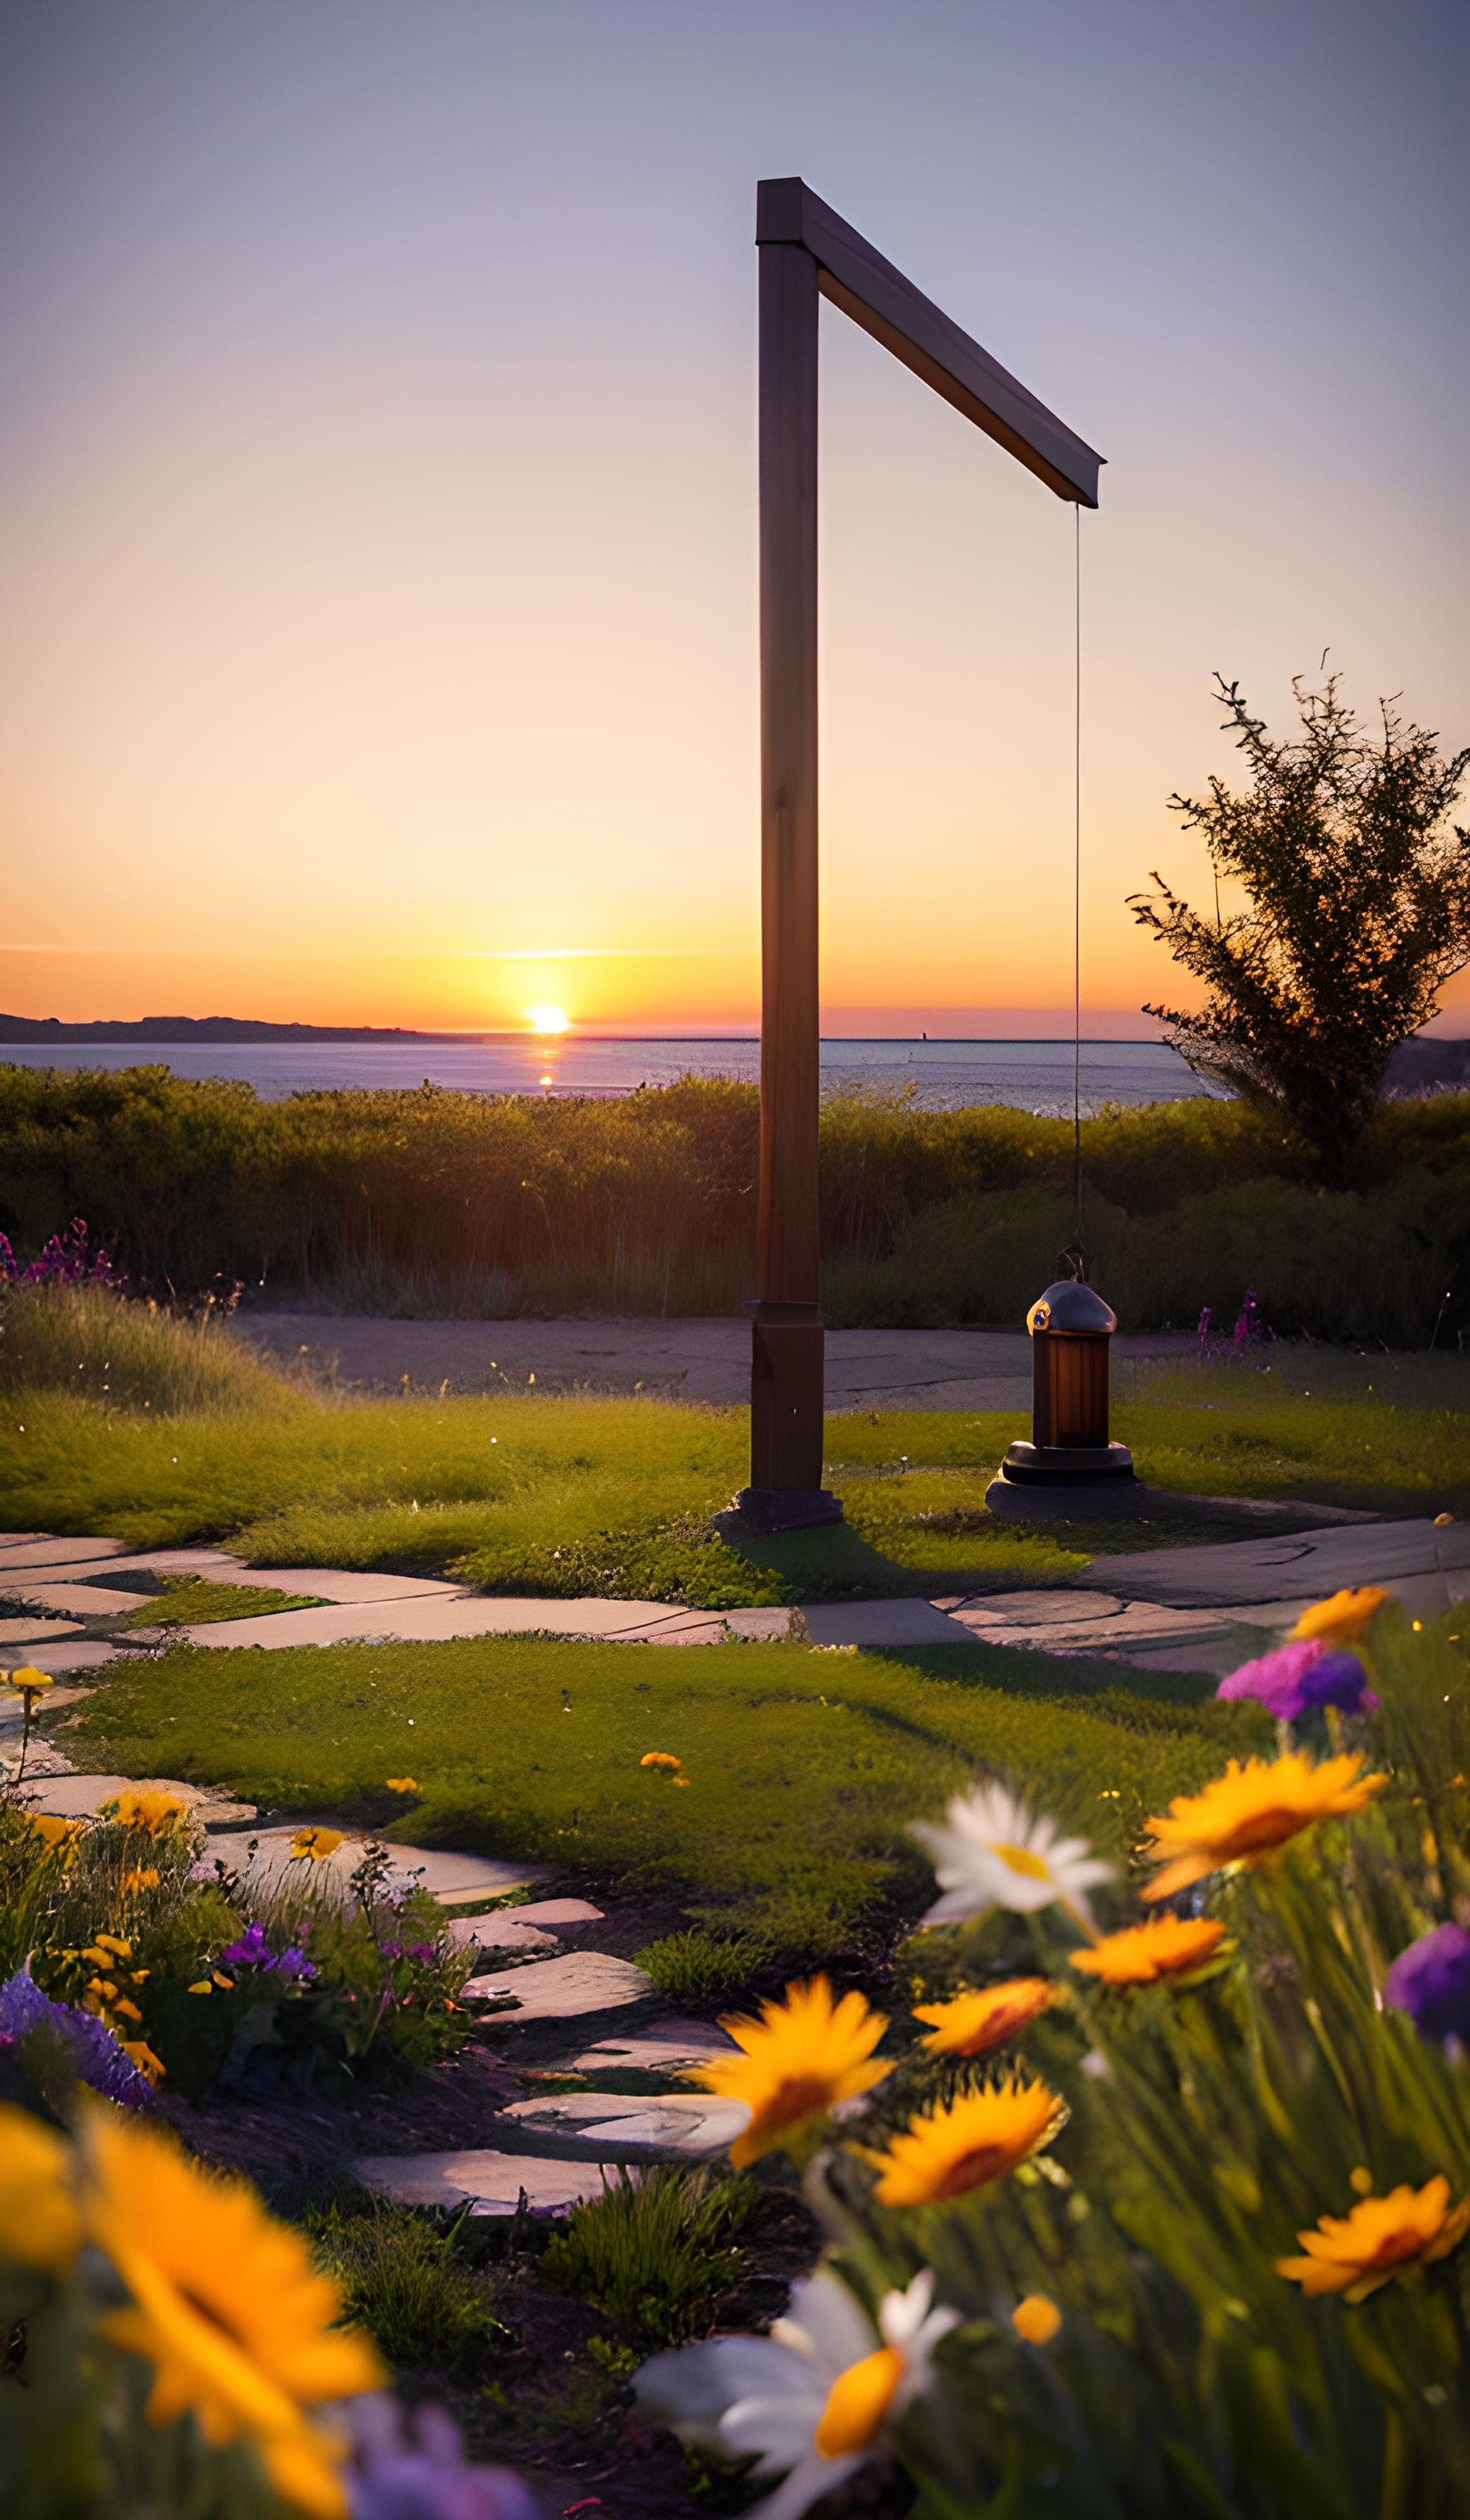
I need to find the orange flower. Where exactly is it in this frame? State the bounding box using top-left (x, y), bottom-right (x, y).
top-left (1289, 1588), bottom-right (1389, 1650)
top-left (869, 2076), bottom-right (1066, 2207)
top-left (912, 1979), bottom-right (1054, 2057)
top-left (384, 1778), bottom-right (418, 1795)
top-left (1070, 1915), bottom-right (1229, 1986)
top-left (1141, 1751), bottom-right (1384, 1902)
top-left (1012, 2294), bottom-right (1062, 2346)
top-left (1277, 2178), bottom-right (1469, 2303)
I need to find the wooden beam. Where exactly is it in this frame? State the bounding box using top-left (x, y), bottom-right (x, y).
top-left (756, 177), bottom-right (1102, 506)
top-left (745, 236), bottom-right (833, 1517)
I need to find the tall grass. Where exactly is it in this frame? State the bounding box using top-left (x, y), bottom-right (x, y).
top-left (0, 1279), bottom-right (298, 1414)
top-left (3, 1062), bottom-right (1467, 1336)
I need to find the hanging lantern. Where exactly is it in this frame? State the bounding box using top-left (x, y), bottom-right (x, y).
top-left (1001, 1278), bottom-right (1134, 1485)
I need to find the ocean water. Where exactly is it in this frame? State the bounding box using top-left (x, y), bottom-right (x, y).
top-left (0, 1035), bottom-right (1223, 1114)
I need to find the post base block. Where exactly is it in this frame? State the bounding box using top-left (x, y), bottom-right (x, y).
top-left (1001, 1441), bottom-right (1135, 1486)
top-left (735, 1486), bottom-right (845, 1534)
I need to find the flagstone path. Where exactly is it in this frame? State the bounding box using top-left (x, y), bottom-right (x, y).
top-left (6, 1510), bottom-right (1466, 2216)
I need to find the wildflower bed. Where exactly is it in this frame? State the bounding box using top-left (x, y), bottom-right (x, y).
top-left (6, 1598), bottom-right (1470, 2516)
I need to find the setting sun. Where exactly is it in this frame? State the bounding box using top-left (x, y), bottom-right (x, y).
top-left (525, 1003), bottom-right (570, 1035)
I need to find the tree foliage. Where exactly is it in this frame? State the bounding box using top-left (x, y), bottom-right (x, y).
top-left (1130, 674), bottom-right (1470, 1171)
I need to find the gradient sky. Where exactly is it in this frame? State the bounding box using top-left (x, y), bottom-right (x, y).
top-left (1, 0), bottom-right (1465, 1036)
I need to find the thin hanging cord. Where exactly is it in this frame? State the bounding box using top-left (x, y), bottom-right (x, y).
top-left (1072, 503), bottom-right (1082, 1257)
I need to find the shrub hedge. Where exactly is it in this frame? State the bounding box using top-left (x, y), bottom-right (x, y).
top-left (2, 1063), bottom-right (1467, 1339)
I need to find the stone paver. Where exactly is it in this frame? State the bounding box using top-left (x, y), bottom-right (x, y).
top-left (453, 1915), bottom-right (561, 1955)
top-left (18, 1581), bottom-right (157, 1618)
top-left (174, 1594), bottom-right (776, 1650)
top-left (355, 2150), bottom-right (610, 2216)
top-left (0, 1536), bottom-right (128, 1569)
top-left (6, 1638), bottom-right (124, 1675)
top-left (447, 1897), bottom-right (606, 1958)
top-left (20, 1773), bottom-right (258, 1825)
top-left (0, 1615), bottom-right (84, 1642)
top-left (798, 1598), bottom-right (976, 1647)
top-left (464, 1952), bottom-right (655, 2020)
top-left (220, 1567), bottom-right (466, 1604)
top-left (570, 2017), bottom-right (738, 2075)
top-left (501, 2091), bottom-right (748, 2159)
top-left (506, 1898), bottom-right (606, 1928)
top-left (1089, 1517), bottom-right (1470, 1610)
top-left (942, 1590), bottom-right (1231, 1654)
top-left (203, 1827), bottom-right (551, 1903)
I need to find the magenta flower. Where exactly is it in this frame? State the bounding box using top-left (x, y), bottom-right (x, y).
top-left (1216, 1638), bottom-right (1376, 1722)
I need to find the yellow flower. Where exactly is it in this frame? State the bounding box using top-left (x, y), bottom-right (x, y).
top-left (0, 2105), bottom-right (83, 2270)
top-left (913, 1978), bottom-right (1054, 2058)
top-left (1012, 2294), bottom-right (1063, 2346)
top-left (1276, 2177), bottom-right (1470, 2303)
top-left (869, 2076), bottom-right (1067, 2207)
top-left (1141, 1751), bottom-right (1385, 1902)
top-left (1289, 1587), bottom-right (1390, 1649)
top-left (639, 1751), bottom-right (690, 1787)
top-left (26, 1811), bottom-right (84, 1858)
top-left (1070, 1915), bottom-right (1229, 1986)
top-left (120, 2040), bottom-right (167, 2083)
top-left (6, 1665), bottom-right (53, 1696)
top-left (106, 1788), bottom-right (190, 1837)
top-left (122, 1866), bottom-right (162, 1895)
top-left (694, 1976), bottom-right (891, 2168)
top-left (384, 1778), bottom-right (418, 1794)
top-left (290, 1827), bottom-right (345, 1862)
top-left (82, 2109), bottom-right (381, 2516)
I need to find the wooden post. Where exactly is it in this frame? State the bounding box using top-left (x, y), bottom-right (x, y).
top-left (741, 181), bottom-right (1103, 1526)
top-left (742, 236), bottom-right (838, 1527)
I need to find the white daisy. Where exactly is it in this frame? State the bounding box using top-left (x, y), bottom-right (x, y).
top-left (909, 1780), bottom-right (1113, 1933)
top-left (635, 2265), bottom-right (959, 2520)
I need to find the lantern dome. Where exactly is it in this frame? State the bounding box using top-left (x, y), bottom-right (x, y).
top-left (1025, 1281), bottom-right (1118, 1337)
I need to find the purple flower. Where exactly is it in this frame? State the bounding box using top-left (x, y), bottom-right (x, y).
top-left (1385, 1924), bottom-right (1470, 2045)
top-left (221, 1922), bottom-right (272, 1969)
top-left (219, 1922), bottom-right (316, 1979)
top-left (1217, 1639), bottom-right (1376, 1723)
top-left (345, 2397), bottom-right (538, 2520)
top-left (379, 1940), bottom-right (403, 1962)
top-left (0, 1969), bottom-right (153, 2107)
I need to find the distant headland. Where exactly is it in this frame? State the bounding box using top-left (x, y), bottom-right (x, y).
top-left (0, 1014), bottom-right (473, 1046)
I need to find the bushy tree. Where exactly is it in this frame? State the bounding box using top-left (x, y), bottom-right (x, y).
top-left (1129, 674), bottom-right (1470, 1171)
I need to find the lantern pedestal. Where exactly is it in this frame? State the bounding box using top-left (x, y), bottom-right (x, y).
top-left (1000, 1439), bottom-right (1135, 1484)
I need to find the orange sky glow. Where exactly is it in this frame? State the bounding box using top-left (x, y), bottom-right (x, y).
top-left (1, 4), bottom-right (1465, 1040)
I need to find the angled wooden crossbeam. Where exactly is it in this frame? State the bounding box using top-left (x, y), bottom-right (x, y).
top-left (743, 180), bottom-right (1104, 1529)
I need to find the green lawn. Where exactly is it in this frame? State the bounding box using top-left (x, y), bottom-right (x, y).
top-left (2, 1289), bottom-right (1464, 1609)
top-left (64, 1631), bottom-right (1269, 1960)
